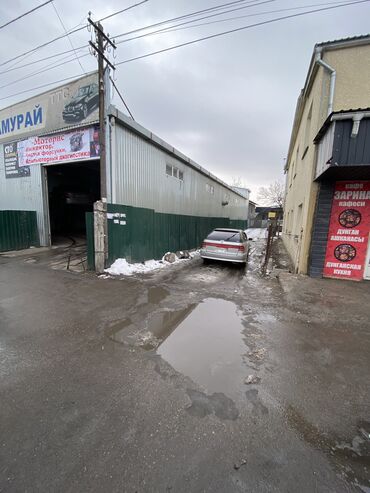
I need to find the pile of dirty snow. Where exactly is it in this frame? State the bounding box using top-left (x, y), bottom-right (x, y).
top-left (105, 251), bottom-right (198, 277)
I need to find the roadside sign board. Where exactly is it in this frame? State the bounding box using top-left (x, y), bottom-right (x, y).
top-left (323, 181), bottom-right (370, 280)
top-left (0, 72), bottom-right (98, 144)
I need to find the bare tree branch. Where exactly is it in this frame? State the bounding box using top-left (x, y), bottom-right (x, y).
top-left (257, 181), bottom-right (285, 208)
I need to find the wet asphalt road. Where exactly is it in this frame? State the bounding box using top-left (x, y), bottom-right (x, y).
top-left (0, 240), bottom-right (369, 492)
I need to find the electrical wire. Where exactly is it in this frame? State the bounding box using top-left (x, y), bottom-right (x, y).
top-left (51, 0), bottom-right (86, 74)
top-left (113, 0), bottom-right (269, 40)
top-left (145, 0), bottom-right (358, 36)
top-left (0, 0), bottom-right (368, 101)
top-left (110, 76), bottom-right (135, 120)
top-left (0, 0), bottom-right (268, 75)
top-left (0, 0), bottom-right (53, 30)
top-left (115, 0), bottom-right (369, 65)
top-left (0, 0), bottom-right (150, 68)
top-left (0, 51), bottom-right (91, 91)
top-left (0, 45), bottom-right (88, 76)
top-left (115, 0), bottom-right (279, 44)
top-left (0, 0), bottom-right (357, 77)
top-left (0, 74), bottom-right (85, 101)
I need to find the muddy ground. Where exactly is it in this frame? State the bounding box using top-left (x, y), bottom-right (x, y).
top-left (0, 238), bottom-right (369, 492)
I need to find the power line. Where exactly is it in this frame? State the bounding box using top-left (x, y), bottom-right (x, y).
top-left (0, 45), bottom-right (88, 76)
top-left (0, 0), bottom-right (355, 77)
top-left (110, 77), bottom-right (135, 120)
top-left (0, 0), bottom-right (267, 75)
top-left (101, 0), bottom-right (149, 22)
top-left (0, 0), bottom-right (149, 68)
top-left (51, 0), bottom-right (86, 74)
top-left (148, 0), bottom-right (357, 36)
top-left (114, 0), bottom-right (264, 40)
top-left (0, 1), bottom-right (274, 89)
top-left (0, 0), bottom-right (53, 30)
top-left (0, 0), bottom-right (350, 87)
top-left (0, 51), bottom-right (91, 91)
top-left (116, 0), bottom-right (278, 44)
top-left (0, 0), bottom-right (367, 102)
top-left (0, 74), bottom-right (84, 101)
top-left (116, 0), bottom-right (369, 65)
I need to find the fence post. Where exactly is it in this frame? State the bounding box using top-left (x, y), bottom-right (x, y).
top-left (94, 200), bottom-right (106, 274)
top-left (262, 223), bottom-right (274, 274)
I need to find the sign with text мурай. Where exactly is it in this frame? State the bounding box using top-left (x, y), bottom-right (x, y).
top-left (0, 72), bottom-right (98, 144)
top-left (323, 181), bottom-right (370, 280)
top-left (3, 141), bottom-right (30, 179)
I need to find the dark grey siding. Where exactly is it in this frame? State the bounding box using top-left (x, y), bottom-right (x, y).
top-left (332, 118), bottom-right (370, 165)
top-left (309, 182), bottom-right (334, 278)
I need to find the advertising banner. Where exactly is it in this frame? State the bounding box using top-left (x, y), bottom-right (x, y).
top-left (0, 72), bottom-right (98, 143)
top-left (3, 141), bottom-right (30, 179)
top-left (3, 126), bottom-right (99, 178)
top-left (323, 181), bottom-right (370, 280)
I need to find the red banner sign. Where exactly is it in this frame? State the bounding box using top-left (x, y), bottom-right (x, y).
top-left (323, 181), bottom-right (370, 280)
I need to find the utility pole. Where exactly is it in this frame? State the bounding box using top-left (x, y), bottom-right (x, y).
top-left (88, 15), bottom-right (116, 273)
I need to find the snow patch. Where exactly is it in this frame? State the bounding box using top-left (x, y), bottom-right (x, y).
top-left (245, 228), bottom-right (268, 240)
top-left (105, 251), bottom-right (199, 277)
top-left (105, 258), bottom-right (164, 276)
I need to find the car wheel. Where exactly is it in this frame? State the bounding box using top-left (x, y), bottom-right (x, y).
top-left (203, 258), bottom-right (210, 265)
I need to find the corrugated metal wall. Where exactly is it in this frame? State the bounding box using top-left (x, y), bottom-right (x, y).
top-left (333, 119), bottom-right (370, 165)
top-left (0, 145), bottom-right (48, 245)
top-left (0, 210), bottom-right (39, 251)
top-left (111, 124), bottom-right (247, 220)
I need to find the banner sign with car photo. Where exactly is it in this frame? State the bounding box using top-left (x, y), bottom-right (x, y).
top-left (0, 72), bottom-right (98, 143)
top-left (323, 181), bottom-right (370, 280)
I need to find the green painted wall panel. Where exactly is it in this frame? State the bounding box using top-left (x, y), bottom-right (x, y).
top-left (0, 210), bottom-right (39, 252)
top-left (86, 203), bottom-right (248, 269)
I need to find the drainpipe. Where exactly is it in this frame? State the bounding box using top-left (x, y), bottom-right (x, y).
top-left (315, 47), bottom-right (336, 116)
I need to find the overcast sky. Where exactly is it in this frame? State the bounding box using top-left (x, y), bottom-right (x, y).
top-left (0, 0), bottom-right (369, 200)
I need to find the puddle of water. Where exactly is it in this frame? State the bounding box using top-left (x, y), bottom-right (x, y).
top-left (107, 306), bottom-right (196, 349)
top-left (148, 286), bottom-right (169, 305)
top-left (157, 298), bottom-right (248, 395)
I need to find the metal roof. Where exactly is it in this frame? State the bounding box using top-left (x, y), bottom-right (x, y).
top-left (314, 108), bottom-right (370, 143)
top-left (315, 34), bottom-right (370, 49)
top-left (109, 105), bottom-right (247, 200)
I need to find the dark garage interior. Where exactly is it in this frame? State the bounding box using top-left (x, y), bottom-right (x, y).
top-left (46, 161), bottom-right (100, 243)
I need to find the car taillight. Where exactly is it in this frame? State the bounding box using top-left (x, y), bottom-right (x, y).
top-left (238, 245), bottom-right (245, 252)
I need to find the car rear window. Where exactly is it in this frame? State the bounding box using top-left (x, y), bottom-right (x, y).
top-left (206, 231), bottom-right (241, 242)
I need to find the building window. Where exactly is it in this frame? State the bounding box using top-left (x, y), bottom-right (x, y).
top-left (303, 102), bottom-right (313, 157)
top-left (294, 146), bottom-right (299, 178)
top-left (206, 183), bottom-right (214, 194)
top-left (166, 164), bottom-right (184, 181)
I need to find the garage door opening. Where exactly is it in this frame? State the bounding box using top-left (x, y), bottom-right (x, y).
top-left (46, 160), bottom-right (100, 245)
